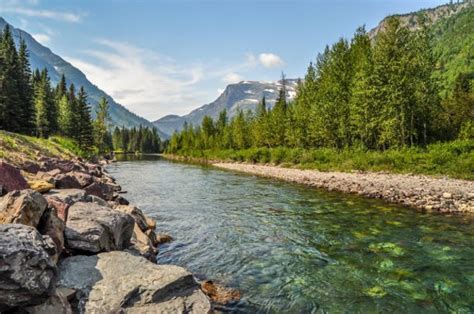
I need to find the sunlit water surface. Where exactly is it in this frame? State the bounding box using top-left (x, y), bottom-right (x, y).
top-left (107, 155), bottom-right (474, 313)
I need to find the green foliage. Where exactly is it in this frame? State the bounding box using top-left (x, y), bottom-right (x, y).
top-left (111, 126), bottom-right (162, 153)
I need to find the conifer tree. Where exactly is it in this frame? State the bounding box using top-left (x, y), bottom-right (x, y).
top-left (94, 97), bottom-right (110, 152)
top-left (75, 87), bottom-right (94, 149)
top-left (17, 38), bottom-right (35, 134)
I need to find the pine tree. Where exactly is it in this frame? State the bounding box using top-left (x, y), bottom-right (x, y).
top-left (75, 87), bottom-right (94, 149)
top-left (17, 38), bottom-right (35, 134)
top-left (269, 73), bottom-right (289, 147)
top-left (94, 97), bottom-right (110, 153)
top-left (33, 78), bottom-right (49, 138)
top-left (38, 69), bottom-right (58, 134)
top-left (57, 94), bottom-right (72, 136)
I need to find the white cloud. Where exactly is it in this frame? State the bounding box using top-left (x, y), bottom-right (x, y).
top-left (217, 88), bottom-right (225, 95)
top-left (258, 53), bottom-right (284, 68)
top-left (0, 0), bottom-right (83, 23)
top-left (65, 39), bottom-right (213, 119)
top-left (32, 33), bottom-right (51, 44)
top-left (222, 72), bottom-right (242, 84)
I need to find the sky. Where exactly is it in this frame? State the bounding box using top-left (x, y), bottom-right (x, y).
top-left (0, 0), bottom-right (448, 121)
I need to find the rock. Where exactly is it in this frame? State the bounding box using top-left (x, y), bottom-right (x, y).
top-left (156, 233), bottom-right (174, 245)
top-left (55, 173), bottom-right (81, 189)
top-left (0, 189), bottom-right (47, 227)
top-left (442, 192), bottom-right (452, 199)
top-left (39, 158), bottom-right (82, 174)
top-left (22, 161), bottom-right (41, 174)
top-left (114, 195), bottom-right (130, 205)
top-left (37, 208), bottom-right (65, 262)
top-left (0, 224), bottom-right (57, 311)
top-left (44, 196), bottom-right (70, 222)
top-left (85, 182), bottom-right (114, 201)
top-left (115, 205), bottom-right (148, 232)
top-left (129, 224), bottom-right (157, 261)
top-left (28, 179), bottom-right (55, 193)
top-left (68, 171), bottom-right (93, 188)
top-left (57, 251), bottom-right (211, 313)
top-left (146, 229), bottom-right (159, 246)
top-left (24, 289), bottom-right (72, 314)
top-left (84, 163), bottom-right (102, 177)
top-left (45, 189), bottom-right (88, 206)
top-left (65, 202), bottom-right (134, 253)
top-left (0, 160), bottom-right (28, 192)
top-left (88, 194), bottom-right (110, 207)
top-left (146, 217), bottom-right (157, 230)
top-left (201, 280), bottom-right (241, 305)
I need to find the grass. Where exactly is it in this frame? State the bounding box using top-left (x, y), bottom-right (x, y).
top-left (0, 130), bottom-right (89, 166)
top-left (171, 140), bottom-right (474, 180)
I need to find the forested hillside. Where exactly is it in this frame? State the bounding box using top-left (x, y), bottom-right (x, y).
top-left (167, 3), bottom-right (473, 178)
top-left (0, 25), bottom-right (162, 154)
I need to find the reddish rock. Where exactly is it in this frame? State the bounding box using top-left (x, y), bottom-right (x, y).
top-left (156, 233), bottom-right (174, 245)
top-left (22, 161), bottom-right (40, 174)
top-left (200, 280), bottom-right (241, 305)
top-left (85, 182), bottom-right (114, 201)
top-left (0, 189), bottom-right (48, 227)
top-left (0, 160), bottom-right (28, 192)
top-left (39, 158), bottom-right (83, 174)
top-left (55, 173), bottom-right (81, 189)
top-left (45, 195), bottom-right (70, 222)
top-left (68, 171), bottom-right (93, 188)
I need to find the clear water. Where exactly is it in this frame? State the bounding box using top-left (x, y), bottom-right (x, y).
top-left (107, 155), bottom-right (474, 313)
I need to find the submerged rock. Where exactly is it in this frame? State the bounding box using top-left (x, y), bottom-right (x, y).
top-left (57, 251), bottom-right (211, 313)
top-left (0, 189), bottom-right (47, 227)
top-left (201, 280), bottom-right (241, 305)
top-left (0, 160), bottom-right (28, 192)
top-left (65, 202), bottom-right (134, 253)
top-left (0, 224), bottom-right (56, 311)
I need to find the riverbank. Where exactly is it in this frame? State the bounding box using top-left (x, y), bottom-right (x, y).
top-left (213, 162), bottom-right (474, 213)
top-left (0, 131), bottom-right (212, 312)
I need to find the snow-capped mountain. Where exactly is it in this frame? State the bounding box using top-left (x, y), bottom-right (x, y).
top-left (154, 79), bottom-right (299, 136)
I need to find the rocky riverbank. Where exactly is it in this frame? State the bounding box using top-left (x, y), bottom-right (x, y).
top-left (0, 155), bottom-right (212, 312)
top-left (213, 163), bottom-right (474, 213)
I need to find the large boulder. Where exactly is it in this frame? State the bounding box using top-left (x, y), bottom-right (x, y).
top-left (65, 202), bottom-right (134, 253)
top-left (45, 189), bottom-right (88, 206)
top-left (84, 182), bottom-right (114, 201)
top-left (37, 208), bottom-right (65, 262)
top-left (0, 189), bottom-right (47, 227)
top-left (39, 157), bottom-right (83, 174)
top-left (0, 224), bottom-right (57, 311)
top-left (44, 196), bottom-right (70, 222)
top-left (127, 224), bottom-right (157, 261)
top-left (57, 251), bottom-right (211, 313)
top-left (55, 173), bottom-right (81, 189)
top-left (0, 160), bottom-right (28, 192)
top-left (24, 289), bottom-right (72, 314)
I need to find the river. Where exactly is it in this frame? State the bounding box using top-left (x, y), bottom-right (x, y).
top-left (107, 155), bottom-right (474, 313)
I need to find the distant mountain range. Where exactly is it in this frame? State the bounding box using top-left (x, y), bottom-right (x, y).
top-left (0, 17), bottom-right (168, 137)
top-left (154, 79), bottom-right (299, 136)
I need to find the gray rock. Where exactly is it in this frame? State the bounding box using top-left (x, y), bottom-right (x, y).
top-left (0, 189), bottom-right (47, 227)
top-left (115, 205), bottom-right (148, 232)
top-left (55, 173), bottom-right (81, 189)
top-left (45, 189), bottom-right (88, 206)
top-left (65, 202), bottom-right (134, 253)
top-left (0, 224), bottom-right (56, 311)
top-left (57, 251), bottom-right (211, 313)
top-left (24, 289), bottom-right (72, 314)
top-left (84, 182), bottom-right (114, 201)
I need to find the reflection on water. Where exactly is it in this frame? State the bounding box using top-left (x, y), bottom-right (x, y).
top-left (107, 155), bottom-right (474, 312)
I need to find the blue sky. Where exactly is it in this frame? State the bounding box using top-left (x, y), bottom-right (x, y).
top-left (0, 0), bottom-right (447, 120)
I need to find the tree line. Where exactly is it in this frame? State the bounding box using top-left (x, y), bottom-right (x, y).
top-left (168, 16), bottom-right (473, 154)
top-left (0, 25), bottom-right (162, 153)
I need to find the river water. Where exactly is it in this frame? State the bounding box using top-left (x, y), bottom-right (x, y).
top-left (107, 155), bottom-right (474, 313)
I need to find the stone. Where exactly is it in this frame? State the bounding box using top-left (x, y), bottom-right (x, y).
top-left (114, 195), bottom-right (130, 205)
top-left (201, 280), bottom-right (241, 305)
top-left (146, 217), bottom-right (157, 230)
top-left (22, 161), bottom-right (41, 174)
top-left (85, 182), bottom-right (114, 201)
top-left (37, 207), bottom-right (65, 262)
top-left (65, 202), bottom-right (134, 253)
top-left (55, 173), bottom-right (81, 189)
top-left (156, 233), bottom-right (174, 245)
top-left (57, 251), bottom-right (211, 313)
top-left (28, 179), bottom-right (55, 193)
top-left (0, 160), bottom-right (28, 192)
top-left (0, 224), bottom-right (56, 311)
top-left (24, 289), bottom-right (72, 314)
top-left (39, 158), bottom-right (82, 174)
top-left (68, 171), bottom-right (93, 188)
top-left (442, 192), bottom-right (452, 199)
top-left (45, 189), bottom-right (88, 206)
top-left (146, 229), bottom-right (159, 246)
top-left (0, 189), bottom-right (47, 227)
top-left (88, 194), bottom-right (110, 207)
top-left (115, 205), bottom-right (148, 232)
top-left (44, 196), bottom-right (70, 222)
top-left (129, 224), bottom-right (157, 261)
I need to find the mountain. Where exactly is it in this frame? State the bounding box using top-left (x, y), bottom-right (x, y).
top-left (154, 79), bottom-right (299, 136)
top-left (0, 17), bottom-right (165, 135)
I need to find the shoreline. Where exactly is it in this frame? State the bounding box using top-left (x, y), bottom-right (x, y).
top-left (162, 154), bottom-right (473, 213)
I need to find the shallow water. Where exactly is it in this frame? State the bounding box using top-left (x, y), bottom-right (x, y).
top-left (108, 155), bottom-right (474, 313)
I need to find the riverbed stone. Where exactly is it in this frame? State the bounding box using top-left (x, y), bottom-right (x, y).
top-left (0, 224), bottom-right (57, 311)
top-left (65, 202), bottom-right (134, 253)
top-left (0, 189), bottom-right (47, 227)
top-left (0, 160), bottom-right (28, 192)
top-left (56, 251), bottom-right (211, 313)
